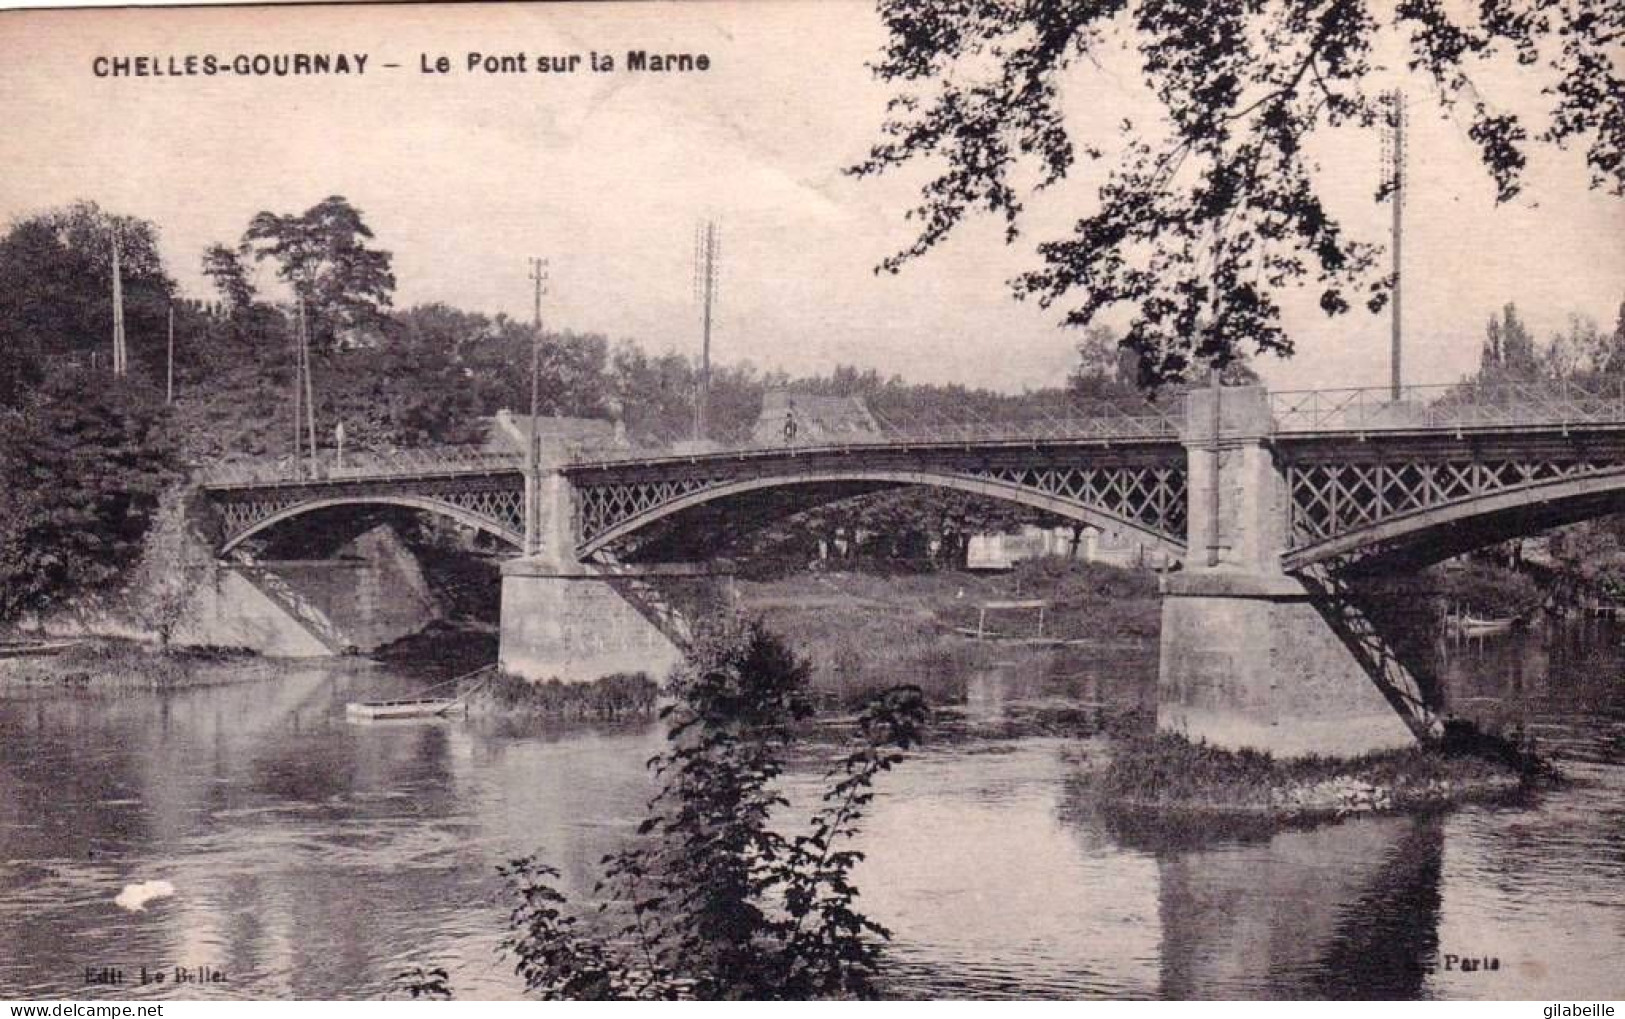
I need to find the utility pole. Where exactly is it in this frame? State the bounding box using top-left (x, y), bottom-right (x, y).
top-left (290, 305), bottom-right (303, 480)
top-left (526, 256), bottom-right (548, 556)
top-left (1207, 362), bottom-right (1222, 568)
top-left (300, 299), bottom-right (318, 477)
top-left (110, 228), bottom-right (126, 377)
top-left (693, 220), bottom-right (719, 442)
top-left (1385, 89), bottom-right (1406, 402)
top-left (166, 302), bottom-right (174, 404)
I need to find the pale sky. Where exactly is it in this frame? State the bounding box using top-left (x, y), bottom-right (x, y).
top-left (1, 1), bottom-right (1620, 394)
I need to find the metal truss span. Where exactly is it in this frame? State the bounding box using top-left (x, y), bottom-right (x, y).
top-left (1282, 450), bottom-right (1625, 570)
top-left (210, 475), bottom-right (527, 553)
top-left (569, 459), bottom-right (1188, 560)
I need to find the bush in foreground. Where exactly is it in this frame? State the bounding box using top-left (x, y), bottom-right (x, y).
top-left (406, 618), bottom-right (928, 1000)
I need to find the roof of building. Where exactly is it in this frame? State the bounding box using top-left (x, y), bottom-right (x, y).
top-left (483, 411), bottom-right (625, 460)
top-left (752, 391), bottom-right (880, 444)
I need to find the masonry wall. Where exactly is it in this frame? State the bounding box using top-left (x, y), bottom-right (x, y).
top-left (1158, 583), bottom-right (1418, 757)
top-left (498, 564), bottom-right (686, 682)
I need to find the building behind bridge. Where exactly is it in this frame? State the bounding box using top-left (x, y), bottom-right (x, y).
top-left (752, 390), bottom-right (881, 445)
top-left (967, 525), bottom-right (1172, 571)
top-left (483, 410), bottom-right (628, 460)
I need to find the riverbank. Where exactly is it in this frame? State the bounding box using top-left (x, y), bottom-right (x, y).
top-left (738, 559), bottom-right (1162, 709)
top-left (0, 636), bottom-right (306, 690)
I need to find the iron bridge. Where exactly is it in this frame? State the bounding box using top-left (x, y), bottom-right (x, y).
top-left (196, 381), bottom-right (1625, 572)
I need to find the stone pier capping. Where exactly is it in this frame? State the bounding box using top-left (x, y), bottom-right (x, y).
top-left (194, 385), bottom-right (1625, 756)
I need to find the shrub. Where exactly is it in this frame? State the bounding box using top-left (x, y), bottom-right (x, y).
top-left (417, 617), bottom-right (928, 1000)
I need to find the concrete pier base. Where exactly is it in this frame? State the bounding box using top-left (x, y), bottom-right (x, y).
top-left (498, 558), bottom-right (728, 683)
top-left (1158, 571), bottom-right (1418, 758)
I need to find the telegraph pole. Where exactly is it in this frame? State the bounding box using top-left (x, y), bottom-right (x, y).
top-left (526, 256), bottom-right (548, 556)
top-left (290, 305), bottom-right (303, 479)
top-left (693, 220), bottom-right (719, 442)
top-left (300, 300), bottom-right (318, 477)
top-left (1385, 89), bottom-right (1406, 401)
top-left (110, 229), bottom-right (126, 377)
top-left (166, 302), bottom-right (174, 404)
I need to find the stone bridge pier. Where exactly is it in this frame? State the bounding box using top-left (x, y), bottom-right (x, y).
top-left (498, 470), bottom-right (729, 683)
top-left (1158, 386), bottom-right (1428, 757)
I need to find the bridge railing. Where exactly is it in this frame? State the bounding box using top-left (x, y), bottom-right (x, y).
top-left (198, 447), bottom-right (523, 487)
top-left (1269, 379), bottom-right (1625, 433)
top-left (567, 398), bottom-right (1183, 465)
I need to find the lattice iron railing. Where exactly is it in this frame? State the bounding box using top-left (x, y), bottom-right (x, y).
top-left (199, 448), bottom-right (523, 487)
top-left (1285, 457), bottom-right (1610, 546)
top-left (1270, 380), bottom-right (1625, 434)
top-left (195, 381), bottom-right (1625, 487)
top-left (567, 398), bottom-right (1183, 466)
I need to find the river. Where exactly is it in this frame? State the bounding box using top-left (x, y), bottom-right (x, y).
top-left (0, 622), bottom-right (1621, 1000)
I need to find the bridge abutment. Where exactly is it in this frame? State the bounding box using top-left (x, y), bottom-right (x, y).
top-left (1158, 386), bottom-right (1423, 757)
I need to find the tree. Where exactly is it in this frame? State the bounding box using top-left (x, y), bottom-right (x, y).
top-left (1068, 326), bottom-right (1141, 402)
top-left (0, 202), bottom-right (175, 403)
top-left (201, 243), bottom-right (257, 313)
top-left (852, 0), bottom-right (1624, 387)
top-left (0, 371), bottom-right (178, 620)
top-left (1477, 302), bottom-right (1540, 380)
top-left (243, 195), bottom-right (395, 349)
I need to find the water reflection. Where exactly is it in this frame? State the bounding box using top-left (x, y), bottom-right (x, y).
top-left (0, 622), bottom-right (1621, 999)
top-left (1152, 816), bottom-right (1443, 999)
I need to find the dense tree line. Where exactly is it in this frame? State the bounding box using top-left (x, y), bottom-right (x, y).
top-left (1462, 300), bottom-right (1625, 592)
top-left (0, 196), bottom-right (1135, 616)
top-left (3, 190), bottom-right (1614, 618)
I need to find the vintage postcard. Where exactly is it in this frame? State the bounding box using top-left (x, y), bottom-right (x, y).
top-left (0, 0), bottom-right (1622, 1004)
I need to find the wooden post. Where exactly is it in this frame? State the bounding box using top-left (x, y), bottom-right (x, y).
top-left (1388, 90), bottom-right (1406, 402)
top-left (290, 306), bottom-right (302, 480)
top-left (526, 257), bottom-right (547, 557)
top-left (1207, 364), bottom-right (1222, 567)
top-left (110, 230), bottom-right (126, 376)
top-left (166, 303), bottom-right (174, 404)
top-left (300, 300), bottom-right (317, 477)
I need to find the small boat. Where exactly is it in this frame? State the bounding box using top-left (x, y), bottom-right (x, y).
top-left (0, 639), bottom-right (83, 658)
top-left (345, 697), bottom-right (467, 720)
top-left (1448, 614), bottom-right (1517, 637)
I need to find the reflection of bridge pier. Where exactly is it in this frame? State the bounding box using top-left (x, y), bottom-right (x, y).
top-left (1155, 815), bottom-right (1444, 999)
top-left (197, 381), bottom-right (1625, 754)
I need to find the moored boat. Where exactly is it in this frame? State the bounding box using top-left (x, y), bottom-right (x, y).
top-left (345, 697), bottom-right (466, 720)
top-left (1447, 614), bottom-right (1517, 637)
top-left (0, 639), bottom-right (84, 658)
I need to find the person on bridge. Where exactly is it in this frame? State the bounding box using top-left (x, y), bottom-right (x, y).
top-left (783, 402), bottom-right (799, 446)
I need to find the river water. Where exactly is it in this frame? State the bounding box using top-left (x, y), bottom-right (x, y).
top-left (1, 624), bottom-right (1622, 1000)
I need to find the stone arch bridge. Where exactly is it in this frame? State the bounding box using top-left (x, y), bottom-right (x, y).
top-left (196, 382), bottom-right (1625, 756)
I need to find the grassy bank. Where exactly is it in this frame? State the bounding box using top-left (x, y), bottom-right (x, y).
top-left (1095, 730), bottom-right (1547, 824)
top-left (461, 668), bottom-right (660, 721)
top-left (0, 637), bottom-right (290, 690)
top-left (737, 558), bottom-right (1162, 708)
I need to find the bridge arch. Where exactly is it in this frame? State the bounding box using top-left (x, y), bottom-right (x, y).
top-left (1286, 465), bottom-right (1625, 572)
top-left (218, 494), bottom-right (525, 556)
top-left (576, 468), bottom-right (1187, 561)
